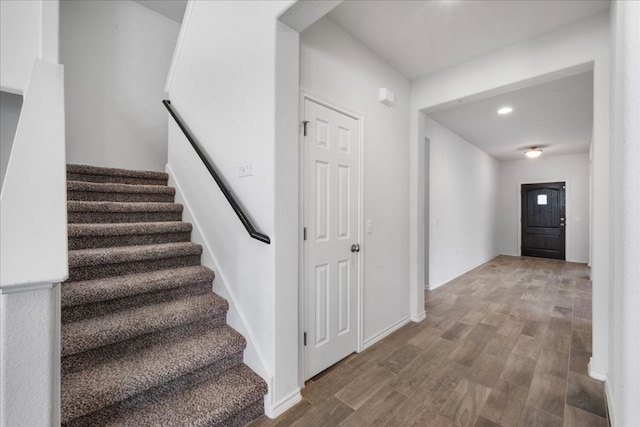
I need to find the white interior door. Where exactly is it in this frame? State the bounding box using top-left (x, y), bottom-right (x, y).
top-left (303, 98), bottom-right (359, 380)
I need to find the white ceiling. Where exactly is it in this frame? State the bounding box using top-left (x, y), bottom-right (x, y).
top-left (427, 71), bottom-right (594, 161)
top-left (329, 0), bottom-right (610, 80)
top-left (133, 0), bottom-right (187, 23)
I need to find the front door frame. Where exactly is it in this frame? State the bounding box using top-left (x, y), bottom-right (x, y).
top-left (298, 90), bottom-right (365, 386)
top-left (517, 179), bottom-right (571, 259)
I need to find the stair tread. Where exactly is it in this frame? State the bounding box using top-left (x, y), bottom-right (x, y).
top-left (68, 200), bottom-right (182, 213)
top-left (61, 325), bottom-right (246, 422)
top-left (68, 180), bottom-right (175, 194)
top-left (83, 364), bottom-right (267, 427)
top-left (62, 292), bottom-right (227, 356)
top-left (62, 265), bottom-right (213, 307)
top-left (68, 242), bottom-right (201, 267)
top-left (67, 164), bottom-right (168, 181)
top-left (68, 221), bottom-right (192, 237)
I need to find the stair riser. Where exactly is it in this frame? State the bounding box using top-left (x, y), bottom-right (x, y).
top-left (62, 318), bottom-right (229, 375)
top-left (68, 211), bottom-right (182, 224)
top-left (67, 255), bottom-right (201, 282)
top-left (67, 172), bottom-right (167, 186)
top-left (68, 232), bottom-right (191, 250)
top-left (62, 282), bottom-right (214, 323)
top-left (62, 352), bottom-right (244, 427)
top-left (67, 191), bottom-right (174, 203)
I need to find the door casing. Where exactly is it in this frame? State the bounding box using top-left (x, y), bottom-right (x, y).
top-left (298, 90), bottom-right (364, 386)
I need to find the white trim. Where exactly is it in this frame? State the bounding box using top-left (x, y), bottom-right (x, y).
top-left (0, 280), bottom-right (60, 294)
top-left (165, 163), bottom-right (274, 397)
top-left (428, 255), bottom-right (499, 291)
top-left (265, 388), bottom-right (302, 419)
top-left (52, 283), bottom-right (61, 425)
top-left (517, 179), bottom-right (571, 260)
top-left (362, 316), bottom-right (410, 350)
top-left (605, 376), bottom-right (614, 427)
top-left (298, 90), bottom-right (365, 382)
top-left (411, 311), bottom-right (426, 323)
top-left (163, 0), bottom-right (194, 95)
top-left (588, 358), bottom-right (607, 382)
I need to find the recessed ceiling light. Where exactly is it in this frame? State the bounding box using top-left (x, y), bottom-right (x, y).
top-left (498, 106), bottom-right (513, 115)
top-left (525, 147), bottom-right (543, 158)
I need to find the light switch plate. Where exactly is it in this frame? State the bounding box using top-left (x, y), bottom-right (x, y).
top-left (238, 159), bottom-right (254, 177)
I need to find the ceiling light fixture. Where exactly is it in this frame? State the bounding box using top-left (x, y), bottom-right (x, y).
top-left (525, 147), bottom-right (543, 158)
top-left (497, 106), bottom-right (513, 115)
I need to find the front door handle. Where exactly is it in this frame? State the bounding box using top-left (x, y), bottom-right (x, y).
top-left (351, 243), bottom-right (360, 253)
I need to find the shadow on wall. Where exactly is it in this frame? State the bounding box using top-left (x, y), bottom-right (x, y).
top-left (0, 91), bottom-right (23, 189)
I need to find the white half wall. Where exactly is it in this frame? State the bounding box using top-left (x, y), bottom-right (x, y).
top-left (61, 0), bottom-right (179, 171)
top-left (300, 16), bottom-right (412, 343)
top-left (164, 0), bottom-right (301, 416)
top-left (410, 11), bottom-right (610, 377)
top-left (499, 153), bottom-right (590, 263)
top-left (424, 116), bottom-right (499, 289)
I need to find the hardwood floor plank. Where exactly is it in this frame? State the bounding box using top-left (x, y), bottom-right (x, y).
top-left (513, 334), bottom-right (543, 360)
top-left (565, 372), bottom-right (606, 418)
top-left (500, 353), bottom-right (537, 389)
top-left (480, 379), bottom-right (528, 426)
top-left (439, 378), bottom-right (492, 427)
top-left (519, 405), bottom-right (563, 427)
top-left (301, 362), bottom-right (362, 404)
top-left (292, 396), bottom-right (354, 427)
top-left (568, 349), bottom-right (591, 376)
top-left (335, 365), bottom-right (394, 410)
top-left (536, 346), bottom-right (569, 379)
top-left (378, 343), bottom-right (421, 374)
top-left (563, 404), bottom-right (608, 427)
top-left (339, 386), bottom-right (406, 427)
top-left (526, 372), bottom-right (567, 417)
top-left (469, 353), bottom-right (507, 388)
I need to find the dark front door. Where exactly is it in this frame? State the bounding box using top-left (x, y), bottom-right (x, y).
top-left (521, 182), bottom-right (566, 260)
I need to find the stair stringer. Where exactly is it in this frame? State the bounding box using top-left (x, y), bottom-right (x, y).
top-left (165, 163), bottom-right (275, 414)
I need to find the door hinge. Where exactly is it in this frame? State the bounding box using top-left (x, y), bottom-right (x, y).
top-left (303, 332), bottom-right (307, 346)
top-left (302, 120), bottom-right (310, 136)
top-left (303, 227), bottom-right (307, 240)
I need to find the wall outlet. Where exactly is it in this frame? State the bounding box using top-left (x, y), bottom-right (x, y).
top-left (238, 159), bottom-right (254, 177)
top-left (367, 220), bottom-right (373, 234)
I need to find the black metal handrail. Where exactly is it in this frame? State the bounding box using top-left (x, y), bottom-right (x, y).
top-left (162, 100), bottom-right (270, 244)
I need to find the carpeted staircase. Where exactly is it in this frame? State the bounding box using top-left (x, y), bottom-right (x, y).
top-left (61, 164), bottom-right (267, 426)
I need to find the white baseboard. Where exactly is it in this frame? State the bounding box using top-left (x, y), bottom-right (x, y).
top-left (428, 255), bottom-right (499, 291)
top-left (588, 358), bottom-right (607, 382)
top-left (411, 311), bottom-right (426, 322)
top-left (362, 316), bottom-right (410, 350)
top-left (265, 388), bottom-right (302, 419)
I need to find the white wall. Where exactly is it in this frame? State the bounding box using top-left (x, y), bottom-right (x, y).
top-left (608, 1), bottom-right (640, 425)
top-left (424, 116), bottom-right (499, 289)
top-left (61, 0), bottom-right (179, 172)
top-left (410, 11), bottom-right (610, 378)
top-left (300, 16), bottom-right (411, 344)
top-left (0, 92), bottom-right (22, 189)
top-left (0, 1), bottom-right (40, 93)
top-left (165, 0), bottom-right (301, 417)
top-left (499, 153), bottom-right (590, 263)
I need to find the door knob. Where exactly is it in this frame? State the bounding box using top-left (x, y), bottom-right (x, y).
top-left (351, 243), bottom-right (360, 253)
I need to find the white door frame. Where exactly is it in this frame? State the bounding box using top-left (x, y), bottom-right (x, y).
top-left (298, 90), bottom-right (365, 386)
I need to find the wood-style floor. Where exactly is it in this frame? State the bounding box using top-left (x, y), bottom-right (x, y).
top-left (248, 255), bottom-right (608, 427)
